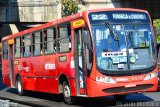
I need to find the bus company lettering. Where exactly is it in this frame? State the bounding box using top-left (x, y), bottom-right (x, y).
top-left (17, 65), bottom-right (29, 72)
top-left (96, 77), bottom-right (110, 83)
top-left (116, 76), bottom-right (144, 82)
top-left (116, 77), bottom-right (127, 82)
top-left (45, 63), bottom-right (55, 70)
top-left (96, 76), bottom-right (116, 83)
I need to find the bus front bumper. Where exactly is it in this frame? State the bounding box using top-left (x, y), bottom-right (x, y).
top-left (86, 76), bottom-right (158, 97)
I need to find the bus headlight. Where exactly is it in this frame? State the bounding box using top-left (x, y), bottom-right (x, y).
top-left (144, 73), bottom-right (157, 80)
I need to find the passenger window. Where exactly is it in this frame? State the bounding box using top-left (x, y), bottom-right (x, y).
top-left (57, 23), bottom-right (71, 53)
top-left (44, 28), bottom-right (56, 54)
top-left (3, 41), bottom-right (8, 60)
top-left (22, 34), bottom-right (31, 57)
top-left (32, 31), bottom-right (43, 56)
top-left (14, 37), bottom-right (21, 58)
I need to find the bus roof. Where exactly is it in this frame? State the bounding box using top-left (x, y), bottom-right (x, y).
top-left (87, 8), bottom-right (148, 13)
top-left (2, 8), bottom-right (149, 41)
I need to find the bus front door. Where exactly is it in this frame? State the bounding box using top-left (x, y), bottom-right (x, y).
top-left (74, 28), bottom-right (87, 95)
top-left (9, 45), bottom-right (14, 88)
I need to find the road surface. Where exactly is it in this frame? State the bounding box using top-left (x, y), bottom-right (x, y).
top-left (0, 76), bottom-right (160, 107)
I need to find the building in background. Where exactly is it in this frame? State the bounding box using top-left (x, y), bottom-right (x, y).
top-left (0, 0), bottom-right (160, 40)
top-left (0, 0), bottom-right (62, 40)
top-left (0, 0), bottom-right (61, 22)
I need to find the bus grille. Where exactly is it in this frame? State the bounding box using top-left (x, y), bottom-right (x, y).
top-left (102, 84), bottom-right (153, 93)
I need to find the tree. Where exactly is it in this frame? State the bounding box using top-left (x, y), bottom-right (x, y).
top-left (153, 19), bottom-right (160, 29)
top-left (62, 0), bottom-right (80, 17)
top-left (153, 19), bottom-right (160, 43)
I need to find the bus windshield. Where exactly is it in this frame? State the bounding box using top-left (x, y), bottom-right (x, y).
top-left (92, 23), bottom-right (156, 73)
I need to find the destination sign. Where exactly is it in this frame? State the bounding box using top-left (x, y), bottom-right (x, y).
top-left (112, 14), bottom-right (146, 20)
top-left (89, 11), bottom-right (149, 23)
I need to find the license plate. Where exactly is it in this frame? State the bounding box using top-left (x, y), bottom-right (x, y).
top-left (125, 84), bottom-right (136, 88)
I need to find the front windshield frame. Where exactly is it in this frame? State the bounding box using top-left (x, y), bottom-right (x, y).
top-left (91, 23), bottom-right (156, 76)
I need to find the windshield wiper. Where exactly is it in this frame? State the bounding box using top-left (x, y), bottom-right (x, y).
top-left (104, 22), bottom-right (120, 51)
top-left (105, 22), bottom-right (119, 41)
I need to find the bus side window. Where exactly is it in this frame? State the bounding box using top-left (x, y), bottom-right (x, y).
top-left (32, 31), bottom-right (43, 56)
top-left (2, 41), bottom-right (8, 60)
top-left (22, 34), bottom-right (31, 57)
top-left (14, 37), bottom-right (21, 58)
top-left (43, 27), bottom-right (56, 54)
top-left (57, 23), bottom-right (71, 53)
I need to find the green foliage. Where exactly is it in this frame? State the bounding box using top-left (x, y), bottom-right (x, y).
top-left (153, 19), bottom-right (160, 42)
top-left (153, 19), bottom-right (160, 28)
top-left (62, 0), bottom-right (80, 17)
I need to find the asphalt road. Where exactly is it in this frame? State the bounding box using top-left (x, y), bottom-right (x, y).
top-left (0, 87), bottom-right (160, 107)
top-left (0, 74), bottom-right (160, 107)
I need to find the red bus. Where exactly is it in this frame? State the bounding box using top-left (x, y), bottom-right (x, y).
top-left (1, 8), bottom-right (158, 104)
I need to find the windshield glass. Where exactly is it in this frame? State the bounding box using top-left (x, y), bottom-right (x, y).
top-left (92, 24), bottom-right (156, 72)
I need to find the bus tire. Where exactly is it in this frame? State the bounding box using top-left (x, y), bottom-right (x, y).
top-left (16, 76), bottom-right (24, 96)
top-left (63, 81), bottom-right (75, 104)
top-left (114, 95), bottom-right (127, 101)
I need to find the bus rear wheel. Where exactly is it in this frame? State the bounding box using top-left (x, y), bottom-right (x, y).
top-left (16, 76), bottom-right (24, 96)
top-left (63, 81), bottom-right (75, 104)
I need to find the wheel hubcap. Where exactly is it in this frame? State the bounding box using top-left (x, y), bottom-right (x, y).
top-left (64, 85), bottom-right (70, 98)
top-left (18, 80), bottom-right (22, 93)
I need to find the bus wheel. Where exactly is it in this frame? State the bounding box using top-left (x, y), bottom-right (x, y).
top-left (114, 95), bottom-right (127, 101)
top-left (63, 81), bottom-right (75, 104)
top-left (16, 76), bottom-right (24, 96)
